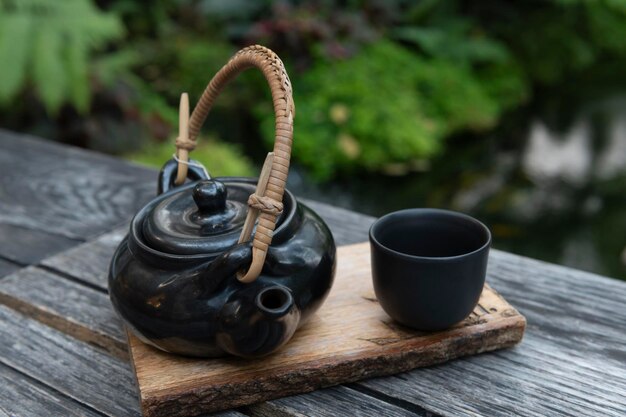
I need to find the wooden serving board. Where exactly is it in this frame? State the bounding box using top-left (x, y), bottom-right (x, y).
top-left (127, 242), bottom-right (526, 417)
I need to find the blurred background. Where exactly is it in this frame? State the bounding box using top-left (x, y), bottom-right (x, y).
top-left (0, 0), bottom-right (624, 279)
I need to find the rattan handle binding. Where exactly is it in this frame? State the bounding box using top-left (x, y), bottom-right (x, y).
top-left (175, 45), bottom-right (295, 283)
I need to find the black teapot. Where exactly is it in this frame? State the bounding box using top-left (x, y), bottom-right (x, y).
top-left (108, 46), bottom-right (336, 358)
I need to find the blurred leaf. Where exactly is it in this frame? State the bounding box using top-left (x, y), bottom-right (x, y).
top-left (199, 0), bottom-right (264, 19)
top-left (92, 49), bottom-right (140, 87)
top-left (0, 0), bottom-right (124, 114)
top-left (32, 28), bottom-right (66, 114)
top-left (66, 37), bottom-right (90, 112)
top-left (407, 0), bottom-right (443, 21)
top-left (393, 26), bottom-right (444, 52)
top-left (393, 24), bottom-right (509, 64)
top-left (586, 1), bottom-right (626, 54)
top-left (127, 136), bottom-right (256, 177)
top-left (257, 40), bottom-right (523, 179)
top-left (0, 13), bottom-right (32, 103)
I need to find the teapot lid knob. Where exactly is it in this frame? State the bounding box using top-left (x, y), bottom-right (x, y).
top-left (193, 180), bottom-right (227, 214)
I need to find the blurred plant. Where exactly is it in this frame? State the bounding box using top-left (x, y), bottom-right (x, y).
top-left (3, 0), bottom-right (626, 181)
top-left (257, 39), bottom-right (525, 179)
top-left (227, 0), bottom-right (379, 69)
top-left (465, 0), bottom-right (626, 84)
top-left (390, 11), bottom-right (528, 110)
top-left (0, 0), bottom-right (124, 114)
top-left (127, 135), bottom-right (255, 177)
top-left (103, 0), bottom-right (256, 151)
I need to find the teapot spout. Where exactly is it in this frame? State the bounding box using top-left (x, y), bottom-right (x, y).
top-left (217, 285), bottom-right (300, 358)
top-left (255, 286), bottom-right (295, 319)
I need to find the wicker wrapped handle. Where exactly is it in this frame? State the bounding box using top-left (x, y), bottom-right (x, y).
top-left (175, 45), bottom-right (295, 283)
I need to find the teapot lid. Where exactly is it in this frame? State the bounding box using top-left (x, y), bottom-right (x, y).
top-left (141, 178), bottom-right (257, 255)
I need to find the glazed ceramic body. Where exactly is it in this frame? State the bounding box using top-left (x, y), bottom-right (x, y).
top-left (108, 168), bottom-right (336, 358)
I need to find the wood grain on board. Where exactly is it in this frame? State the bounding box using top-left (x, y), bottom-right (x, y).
top-left (0, 304), bottom-right (140, 417)
top-left (0, 258), bottom-right (20, 279)
top-left (41, 227), bottom-right (128, 291)
top-left (0, 363), bottom-right (102, 417)
top-left (0, 129), bottom-right (155, 242)
top-left (0, 223), bottom-right (80, 266)
top-left (128, 242), bottom-right (525, 417)
top-left (244, 385), bottom-right (419, 417)
top-left (0, 266), bottom-right (127, 359)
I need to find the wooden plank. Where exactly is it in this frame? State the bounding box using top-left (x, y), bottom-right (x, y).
top-left (359, 334), bottom-right (626, 417)
top-left (5, 132), bottom-right (624, 416)
top-left (0, 128), bottom-right (85, 177)
top-left (0, 363), bottom-right (102, 417)
top-left (0, 304), bottom-right (248, 417)
top-left (0, 304), bottom-right (140, 416)
top-left (0, 266), bottom-right (127, 359)
top-left (488, 250), bottom-right (626, 332)
top-left (41, 227), bottom-right (126, 290)
top-left (301, 198), bottom-right (374, 246)
top-left (0, 223), bottom-right (81, 266)
top-left (245, 385), bottom-right (421, 417)
top-left (28, 207), bottom-right (626, 416)
top-left (127, 242), bottom-right (524, 417)
top-left (0, 258), bottom-right (20, 279)
top-left (0, 130), bottom-right (155, 241)
top-left (20, 184), bottom-right (626, 416)
top-left (354, 250), bottom-right (626, 416)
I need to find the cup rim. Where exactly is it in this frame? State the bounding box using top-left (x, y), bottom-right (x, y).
top-left (369, 208), bottom-right (492, 262)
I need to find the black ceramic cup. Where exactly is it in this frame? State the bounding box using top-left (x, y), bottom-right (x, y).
top-left (369, 208), bottom-right (491, 331)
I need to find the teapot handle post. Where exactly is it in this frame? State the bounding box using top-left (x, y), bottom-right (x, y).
top-left (174, 93), bottom-right (191, 185)
top-left (237, 152), bottom-right (274, 244)
top-left (179, 45), bottom-right (295, 283)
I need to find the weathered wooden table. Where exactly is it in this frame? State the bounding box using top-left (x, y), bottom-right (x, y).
top-left (0, 129), bottom-right (624, 417)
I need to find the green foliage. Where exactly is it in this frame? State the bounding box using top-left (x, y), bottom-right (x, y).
top-left (258, 41), bottom-right (526, 179)
top-left (127, 137), bottom-right (255, 178)
top-left (468, 0), bottom-right (626, 85)
top-left (127, 36), bottom-right (237, 118)
top-left (0, 0), bottom-right (123, 114)
top-left (3, 0), bottom-right (626, 180)
top-left (393, 22), bottom-right (509, 65)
